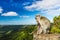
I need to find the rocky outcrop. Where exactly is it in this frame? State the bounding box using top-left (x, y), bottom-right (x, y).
top-left (33, 34), bottom-right (60, 40)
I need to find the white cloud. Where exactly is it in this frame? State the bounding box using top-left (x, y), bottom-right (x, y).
top-left (1, 11), bottom-right (18, 16)
top-left (19, 16), bottom-right (30, 18)
top-left (0, 7), bottom-right (3, 13)
top-left (47, 10), bottom-right (60, 16)
top-left (24, 0), bottom-right (60, 16)
top-left (41, 9), bottom-right (60, 16)
top-left (24, 0), bottom-right (60, 11)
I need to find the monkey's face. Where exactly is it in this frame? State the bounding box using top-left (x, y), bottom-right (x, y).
top-left (35, 16), bottom-right (40, 23)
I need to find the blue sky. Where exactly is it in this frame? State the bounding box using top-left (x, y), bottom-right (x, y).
top-left (0, 0), bottom-right (60, 25)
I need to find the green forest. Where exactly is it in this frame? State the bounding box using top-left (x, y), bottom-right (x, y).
top-left (0, 15), bottom-right (60, 40)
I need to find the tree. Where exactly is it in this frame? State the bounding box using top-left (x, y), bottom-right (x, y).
top-left (51, 15), bottom-right (60, 33)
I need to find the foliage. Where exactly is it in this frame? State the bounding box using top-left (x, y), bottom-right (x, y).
top-left (51, 15), bottom-right (60, 33)
top-left (10, 25), bottom-right (36, 40)
top-left (0, 25), bottom-right (36, 40)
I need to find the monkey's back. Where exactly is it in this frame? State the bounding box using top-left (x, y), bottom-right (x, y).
top-left (40, 16), bottom-right (50, 28)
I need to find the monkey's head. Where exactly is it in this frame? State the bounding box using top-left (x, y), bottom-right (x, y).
top-left (35, 15), bottom-right (41, 23)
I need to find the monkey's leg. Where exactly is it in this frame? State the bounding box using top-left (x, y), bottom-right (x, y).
top-left (43, 29), bottom-right (47, 34)
top-left (43, 27), bottom-right (50, 34)
top-left (43, 28), bottom-right (47, 34)
top-left (37, 28), bottom-right (42, 34)
top-left (46, 29), bottom-right (50, 34)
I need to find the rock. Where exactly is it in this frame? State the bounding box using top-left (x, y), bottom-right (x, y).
top-left (33, 34), bottom-right (60, 40)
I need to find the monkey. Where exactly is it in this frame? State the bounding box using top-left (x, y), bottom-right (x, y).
top-left (35, 15), bottom-right (50, 34)
top-left (29, 15), bottom-right (50, 40)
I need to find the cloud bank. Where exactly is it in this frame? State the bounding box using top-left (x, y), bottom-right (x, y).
top-left (24, 0), bottom-right (60, 16)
